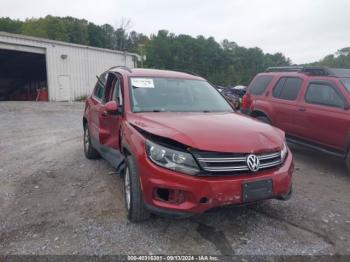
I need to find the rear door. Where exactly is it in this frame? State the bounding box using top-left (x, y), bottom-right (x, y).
top-left (268, 77), bottom-right (304, 132)
top-left (297, 80), bottom-right (348, 152)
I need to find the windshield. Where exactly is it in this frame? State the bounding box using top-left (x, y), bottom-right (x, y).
top-left (130, 77), bottom-right (233, 112)
top-left (340, 78), bottom-right (350, 94)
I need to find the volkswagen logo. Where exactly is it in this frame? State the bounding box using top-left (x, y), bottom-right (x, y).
top-left (246, 154), bottom-right (260, 172)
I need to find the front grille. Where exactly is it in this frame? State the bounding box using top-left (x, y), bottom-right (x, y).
top-left (193, 150), bottom-right (282, 174)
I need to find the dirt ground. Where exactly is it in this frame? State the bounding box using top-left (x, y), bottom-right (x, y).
top-left (0, 102), bottom-right (349, 256)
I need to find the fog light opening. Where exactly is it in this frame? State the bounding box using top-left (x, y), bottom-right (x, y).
top-left (199, 197), bottom-right (209, 204)
top-left (155, 188), bottom-right (186, 204)
top-left (156, 188), bottom-right (170, 202)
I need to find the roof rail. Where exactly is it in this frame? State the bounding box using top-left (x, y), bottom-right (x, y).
top-left (266, 66), bottom-right (304, 72)
top-left (108, 65), bottom-right (132, 73)
top-left (266, 66), bottom-right (331, 76)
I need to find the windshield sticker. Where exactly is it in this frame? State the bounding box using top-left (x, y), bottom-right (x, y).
top-left (131, 78), bottom-right (155, 88)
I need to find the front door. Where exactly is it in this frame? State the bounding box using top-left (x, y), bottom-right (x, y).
top-left (97, 73), bottom-right (124, 167)
top-left (89, 73), bottom-right (107, 141)
top-left (297, 80), bottom-right (348, 152)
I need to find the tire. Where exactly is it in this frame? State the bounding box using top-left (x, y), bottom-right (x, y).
top-left (124, 155), bottom-right (150, 222)
top-left (83, 124), bottom-right (100, 159)
top-left (255, 116), bottom-right (271, 124)
top-left (346, 152), bottom-right (350, 174)
top-left (277, 186), bottom-right (293, 201)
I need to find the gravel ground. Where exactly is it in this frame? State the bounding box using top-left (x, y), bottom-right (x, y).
top-left (0, 101), bottom-right (349, 255)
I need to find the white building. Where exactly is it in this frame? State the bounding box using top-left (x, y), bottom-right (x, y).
top-left (0, 31), bottom-right (138, 101)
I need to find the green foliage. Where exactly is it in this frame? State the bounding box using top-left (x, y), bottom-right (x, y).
top-left (144, 32), bottom-right (291, 85)
top-left (309, 47), bottom-right (350, 68)
top-left (0, 17), bottom-right (23, 33)
top-left (0, 15), bottom-right (291, 85)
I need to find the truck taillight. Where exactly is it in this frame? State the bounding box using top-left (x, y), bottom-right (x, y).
top-left (241, 94), bottom-right (252, 109)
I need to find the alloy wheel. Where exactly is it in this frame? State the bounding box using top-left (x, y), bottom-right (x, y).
top-left (84, 127), bottom-right (89, 151)
top-left (124, 167), bottom-right (131, 211)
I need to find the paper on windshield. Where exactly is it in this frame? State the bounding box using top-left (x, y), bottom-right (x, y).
top-left (131, 78), bottom-right (155, 88)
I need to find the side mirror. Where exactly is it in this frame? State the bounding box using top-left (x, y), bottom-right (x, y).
top-left (105, 101), bottom-right (119, 114)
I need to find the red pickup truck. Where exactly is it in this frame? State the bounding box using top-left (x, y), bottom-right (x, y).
top-left (241, 66), bottom-right (350, 172)
top-left (83, 67), bottom-right (293, 222)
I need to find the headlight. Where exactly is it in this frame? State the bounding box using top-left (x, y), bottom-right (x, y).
top-left (145, 140), bottom-right (200, 175)
top-left (281, 142), bottom-right (288, 162)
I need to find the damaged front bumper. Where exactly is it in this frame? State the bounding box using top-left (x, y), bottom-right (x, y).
top-left (138, 150), bottom-right (294, 218)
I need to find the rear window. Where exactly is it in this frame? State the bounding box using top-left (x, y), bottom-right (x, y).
top-left (340, 78), bottom-right (350, 94)
top-left (249, 75), bottom-right (273, 95)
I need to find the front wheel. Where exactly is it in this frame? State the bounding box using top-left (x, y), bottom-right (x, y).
top-left (124, 155), bottom-right (150, 222)
top-left (346, 152), bottom-right (350, 174)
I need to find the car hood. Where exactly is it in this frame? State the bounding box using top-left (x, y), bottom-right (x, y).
top-left (128, 112), bottom-right (284, 153)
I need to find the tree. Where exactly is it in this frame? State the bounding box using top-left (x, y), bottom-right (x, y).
top-left (310, 47), bottom-right (350, 68)
top-left (0, 15), bottom-right (292, 85)
top-left (63, 17), bottom-right (89, 45)
top-left (0, 17), bottom-right (23, 34)
top-left (87, 22), bottom-right (105, 48)
top-left (337, 47), bottom-right (350, 57)
top-left (100, 24), bottom-right (116, 49)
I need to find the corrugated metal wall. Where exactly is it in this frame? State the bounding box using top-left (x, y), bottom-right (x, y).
top-left (0, 32), bottom-right (137, 101)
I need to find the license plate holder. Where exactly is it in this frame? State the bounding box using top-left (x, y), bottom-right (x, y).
top-left (243, 179), bottom-right (273, 202)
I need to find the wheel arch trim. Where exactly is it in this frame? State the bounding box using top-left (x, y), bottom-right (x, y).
top-left (251, 109), bottom-right (272, 121)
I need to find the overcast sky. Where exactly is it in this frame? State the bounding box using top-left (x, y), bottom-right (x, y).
top-left (1, 0), bottom-right (350, 64)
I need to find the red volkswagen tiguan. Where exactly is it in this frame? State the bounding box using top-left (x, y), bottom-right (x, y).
top-left (83, 67), bottom-right (294, 222)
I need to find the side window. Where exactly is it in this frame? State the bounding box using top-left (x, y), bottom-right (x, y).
top-left (111, 77), bottom-right (123, 105)
top-left (305, 83), bottom-right (345, 108)
top-left (93, 73), bottom-right (106, 101)
top-left (94, 82), bottom-right (105, 100)
top-left (273, 77), bottom-right (302, 101)
top-left (340, 78), bottom-right (350, 94)
top-left (272, 78), bottom-right (286, 98)
top-left (93, 83), bottom-right (100, 97)
top-left (249, 75), bottom-right (273, 95)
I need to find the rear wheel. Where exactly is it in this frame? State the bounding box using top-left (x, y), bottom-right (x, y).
top-left (255, 116), bottom-right (271, 124)
top-left (83, 124), bottom-right (100, 159)
top-left (123, 155), bottom-right (150, 222)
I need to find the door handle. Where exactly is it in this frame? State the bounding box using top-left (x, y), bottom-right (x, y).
top-left (298, 107), bottom-right (306, 112)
